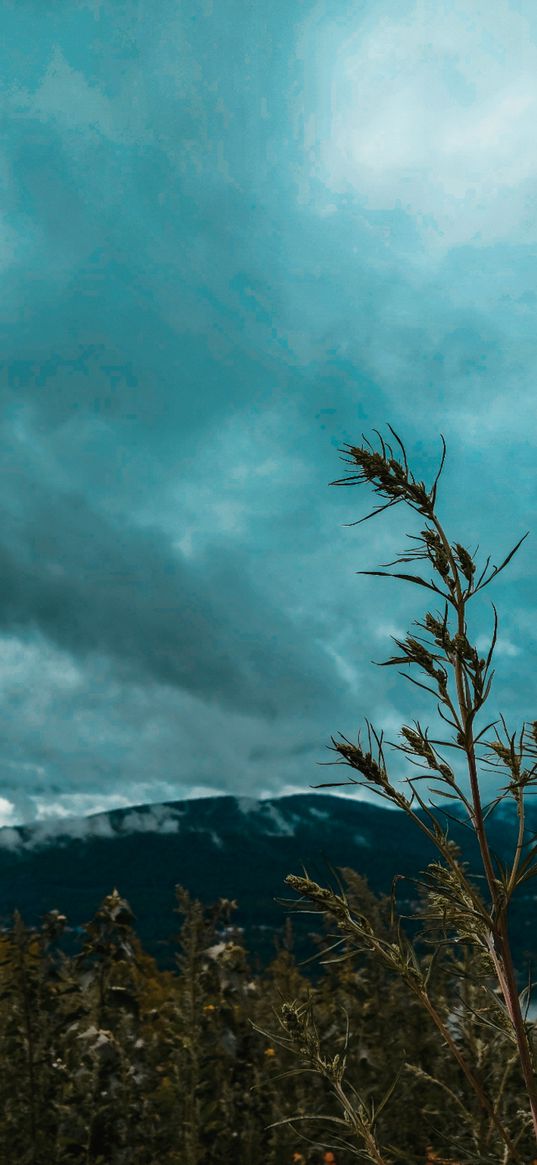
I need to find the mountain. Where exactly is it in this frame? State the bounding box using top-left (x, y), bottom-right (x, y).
top-left (0, 793), bottom-right (535, 970)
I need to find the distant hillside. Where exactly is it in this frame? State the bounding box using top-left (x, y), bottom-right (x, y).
top-left (0, 793), bottom-right (535, 970)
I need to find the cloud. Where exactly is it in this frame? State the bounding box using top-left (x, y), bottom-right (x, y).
top-left (0, 798), bottom-right (16, 827)
top-left (311, 0), bottom-right (537, 247)
top-left (25, 802), bottom-right (188, 846)
top-left (476, 634), bottom-right (522, 659)
top-left (0, 623), bottom-right (340, 825)
top-left (0, 0), bottom-right (535, 826)
top-left (9, 47), bottom-right (146, 146)
top-left (0, 436), bottom-right (332, 719)
top-left (118, 805), bottom-right (184, 834)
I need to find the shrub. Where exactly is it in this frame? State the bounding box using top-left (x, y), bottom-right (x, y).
top-left (274, 428), bottom-right (537, 1163)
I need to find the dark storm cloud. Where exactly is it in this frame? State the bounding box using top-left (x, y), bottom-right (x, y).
top-left (0, 0), bottom-right (536, 824)
top-left (0, 466), bottom-right (329, 718)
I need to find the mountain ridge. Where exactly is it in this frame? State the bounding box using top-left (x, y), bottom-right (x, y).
top-left (0, 792), bottom-right (534, 970)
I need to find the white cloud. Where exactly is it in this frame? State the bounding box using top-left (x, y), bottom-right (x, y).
top-left (476, 634), bottom-right (521, 659)
top-left (34, 793), bottom-right (134, 821)
top-left (314, 0), bottom-right (537, 247)
top-left (0, 800), bottom-right (185, 849)
top-left (323, 643), bottom-right (360, 689)
top-left (0, 797), bottom-right (16, 827)
top-left (118, 805), bottom-right (184, 834)
top-left (0, 634), bottom-right (82, 698)
top-left (373, 622), bottom-right (406, 643)
top-left (0, 628), bottom-right (332, 826)
top-left (0, 828), bottom-right (23, 851)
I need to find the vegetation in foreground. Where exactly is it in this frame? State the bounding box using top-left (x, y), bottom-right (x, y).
top-left (2, 876), bottom-right (535, 1165)
top-left (268, 428), bottom-right (537, 1163)
top-left (3, 427), bottom-right (537, 1164)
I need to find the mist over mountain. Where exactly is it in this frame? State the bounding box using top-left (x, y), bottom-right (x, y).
top-left (0, 792), bottom-right (534, 971)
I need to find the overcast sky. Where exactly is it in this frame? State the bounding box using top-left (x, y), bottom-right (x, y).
top-left (1, 0), bottom-right (536, 826)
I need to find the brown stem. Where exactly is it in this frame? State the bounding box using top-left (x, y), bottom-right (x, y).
top-left (331, 1079), bottom-right (390, 1165)
top-left (433, 515), bottom-right (537, 1145)
top-left (496, 916), bottom-right (537, 1140)
top-left (418, 990), bottom-right (520, 1160)
top-left (432, 518), bottom-right (498, 891)
top-left (506, 789), bottom-right (525, 900)
top-left (389, 786), bottom-right (491, 929)
top-left (340, 908), bottom-right (519, 1159)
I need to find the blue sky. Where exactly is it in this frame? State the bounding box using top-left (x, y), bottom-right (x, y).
top-left (0, 0), bottom-right (536, 825)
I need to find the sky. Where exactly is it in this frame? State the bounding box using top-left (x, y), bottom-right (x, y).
top-left (1, 0), bottom-right (537, 826)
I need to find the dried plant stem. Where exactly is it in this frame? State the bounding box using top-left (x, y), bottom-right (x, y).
top-left (418, 989), bottom-right (518, 1159)
top-left (489, 1051), bottom-right (520, 1149)
top-left (433, 514), bottom-right (537, 1142)
top-left (506, 790), bottom-right (525, 900)
top-left (493, 920), bottom-right (537, 1137)
top-left (330, 1078), bottom-right (389, 1165)
top-left (285, 873), bottom-right (519, 1160)
top-left (287, 427), bottom-right (537, 1157)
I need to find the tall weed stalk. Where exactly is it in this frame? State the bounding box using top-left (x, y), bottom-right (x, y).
top-left (279, 428), bottom-right (537, 1162)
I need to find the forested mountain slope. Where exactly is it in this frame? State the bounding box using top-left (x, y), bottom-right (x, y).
top-left (0, 793), bottom-right (534, 968)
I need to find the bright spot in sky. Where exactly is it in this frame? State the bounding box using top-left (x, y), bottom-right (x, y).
top-left (0, 798), bottom-right (16, 827)
top-left (317, 1), bottom-right (537, 247)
